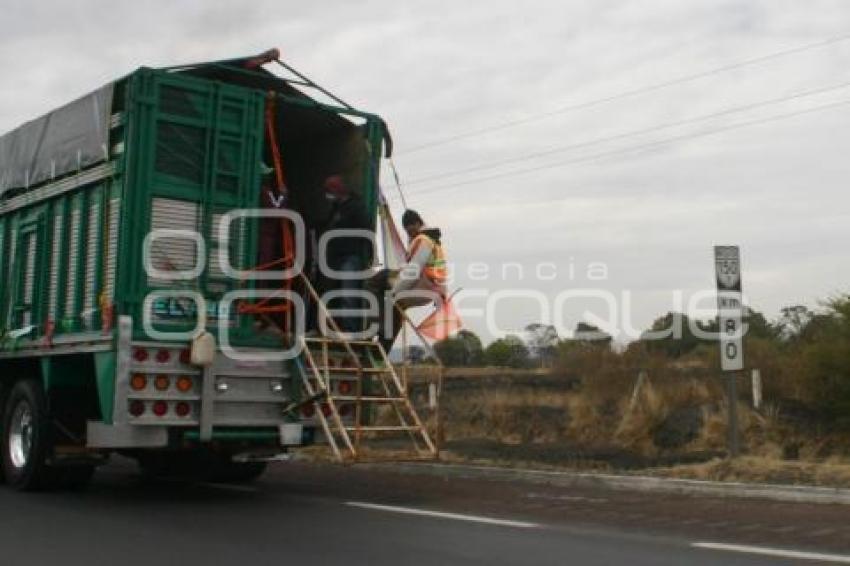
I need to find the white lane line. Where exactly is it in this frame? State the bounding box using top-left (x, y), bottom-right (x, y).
top-left (693, 542), bottom-right (850, 563)
top-left (346, 501), bottom-right (539, 529)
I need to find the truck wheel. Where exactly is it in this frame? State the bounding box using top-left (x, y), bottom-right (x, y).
top-left (1, 380), bottom-right (59, 491)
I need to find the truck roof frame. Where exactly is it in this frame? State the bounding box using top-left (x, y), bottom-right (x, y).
top-left (0, 48), bottom-right (392, 200)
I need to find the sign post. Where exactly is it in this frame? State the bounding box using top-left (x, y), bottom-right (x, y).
top-left (751, 368), bottom-right (762, 410)
top-left (714, 246), bottom-right (743, 457)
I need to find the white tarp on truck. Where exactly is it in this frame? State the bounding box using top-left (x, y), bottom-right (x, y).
top-left (0, 83), bottom-right (113, 197)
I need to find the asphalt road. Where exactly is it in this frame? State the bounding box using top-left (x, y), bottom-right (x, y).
top-left (0, 459), bottom-right (848, 565)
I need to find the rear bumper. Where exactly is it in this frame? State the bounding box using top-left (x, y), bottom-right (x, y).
top-left (86, 421), bottom-right (304, 449)
top-left (88, 316), bottom-right (305, 449)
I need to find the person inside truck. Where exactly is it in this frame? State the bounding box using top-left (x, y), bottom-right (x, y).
top-left (369, 208), bottom-right (447, 349)
top-left (320, 174), bottom-right (373, 333)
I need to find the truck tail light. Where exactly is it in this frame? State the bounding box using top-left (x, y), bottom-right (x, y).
top-left (130, 374), bottom-right (147, 391)
top-left (302, 404), bottom-right (315, 418)
top-left (321, 403), bottom-right (332, 417)
top-left (133, 348), bottom-right (149, 363)
top-left (155, 349), bottom-right (171, 363)
top-left (129, 400), bottom-right (146, 417)
top-left (176, 376), bottom-right (193, 393)
top-left (152, 400), bottom-right (168, 417)
top-left (175, 402), bottom-right (191, 417)
top-left (338, 380), bottom-right (354, 395)
top-left (179, 348), bottom-right (192, 365)
top-left (154, 375), bottom-right (170, 391)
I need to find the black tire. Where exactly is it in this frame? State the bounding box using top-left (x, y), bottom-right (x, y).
top-left (1, 380), bottom-right (59, 491)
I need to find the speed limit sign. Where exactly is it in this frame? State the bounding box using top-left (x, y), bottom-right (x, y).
top-left (715, 246), bottom-right (743, 371)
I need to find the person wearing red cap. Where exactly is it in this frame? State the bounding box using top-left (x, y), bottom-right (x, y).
top-left (320, 174), bottom-right (372, 333)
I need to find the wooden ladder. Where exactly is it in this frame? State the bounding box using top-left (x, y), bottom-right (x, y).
top-left (283, 272), bottom-right (441, 462)
top-left (295, 336), bottom-right (437, 462)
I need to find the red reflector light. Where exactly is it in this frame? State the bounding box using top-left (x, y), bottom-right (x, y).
top-left (321, 403), bottom-right (332, 417)
top-left (133, 348), bottom-right (149, 362)
top-left (155, 349), bottom-right (171, 363)
top-left (179, 348), bottom-right (192, 364)
top-left (302, 404), bottom-right (315, 418)
top-left (175, 402), bottom-right (191, 417)
top-left (176, 376), bottom-right (193, 393)
top-left (152, 400), bottom-right (168, 417)
top-left (338, 381), bottom-right (354, 395)
top-left (154, 375), bottom-right (170, 391)
top-left (130, 374), bottom-right (147, 391)
top-left (129, 400), bottom-right (145, 417)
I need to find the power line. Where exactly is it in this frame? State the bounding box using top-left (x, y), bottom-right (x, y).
top-left (391, 97), bottom-right (850, 199)
top-left (405, 79), bottom-right (850, 187)
top-left (399, 32), bottom-right (850, 155)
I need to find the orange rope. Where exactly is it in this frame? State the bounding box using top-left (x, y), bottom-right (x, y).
top-left (265, 95), bottom-right (295, 264)
top-left (239, 94), bottom-right (297, 324)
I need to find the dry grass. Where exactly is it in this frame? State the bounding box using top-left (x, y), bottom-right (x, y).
top-left (563, 373), bottom-right (725, 456)
top-left (649, 456), bottom-right (850, 488)
top-left (405, 366), bottom-right (549, 382)
top-left (441, 388), bottom-right (571, 445)
top-left (302, 347), bottom-right (850, 487)
top-left (425, 364), bottom-right (805, 459)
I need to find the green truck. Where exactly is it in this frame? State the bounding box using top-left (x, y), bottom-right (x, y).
top-left (0, 49), bottom-right (434, 491)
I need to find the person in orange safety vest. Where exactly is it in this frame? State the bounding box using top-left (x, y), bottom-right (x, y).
top-left (369, 209), bottom-right (450, 350)
top-left (392, 209), bottom-right (447, 299)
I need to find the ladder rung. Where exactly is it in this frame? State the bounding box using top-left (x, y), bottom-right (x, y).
top-left (331, 396), bottom-right (405, 402)
top-left (344, 425), bottom-right (421, 432)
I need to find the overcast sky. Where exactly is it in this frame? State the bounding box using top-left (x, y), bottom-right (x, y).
top-left (3, 0), bottom-right (850, 343)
